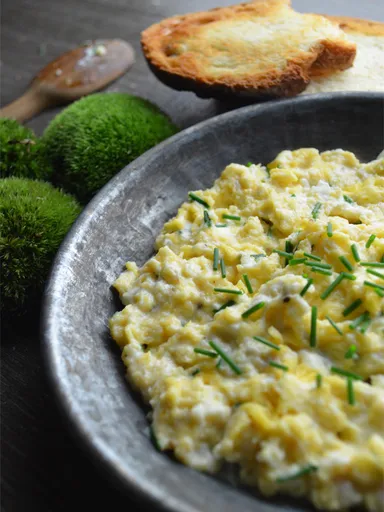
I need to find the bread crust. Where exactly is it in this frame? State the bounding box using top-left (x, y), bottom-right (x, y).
top-left (326, 16), bottom-right (384, 37)
top-left (141, 0), bottom-right (356, 99)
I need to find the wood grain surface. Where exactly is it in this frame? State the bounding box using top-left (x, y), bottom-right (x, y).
top-left (1, 1), bottom-right (383, 511)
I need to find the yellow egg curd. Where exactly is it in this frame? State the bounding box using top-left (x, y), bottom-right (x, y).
top-left (110, 148), bottom-right (384, 511)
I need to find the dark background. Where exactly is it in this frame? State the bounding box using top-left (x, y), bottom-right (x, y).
top-left (1, 1), bottom-right (383, 511)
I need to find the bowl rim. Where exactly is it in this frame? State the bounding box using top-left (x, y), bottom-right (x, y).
top-left (41, 91), bottom-right (384, 511)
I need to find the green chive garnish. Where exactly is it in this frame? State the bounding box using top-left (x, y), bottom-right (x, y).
top-left (366, 234), bottom-right (376, 248)
top-left (349, 312), bottom-right (369, 331)
top-left (312, 202), bottom-right (322, 219)
top-left (304, 252), bottom-right (322, 261)
top-left (223, 214), bottom-right (241, 221)
top-left (189, 192), bottom-right (209, 209)
top-left (274, 250), bottom-right (294, 259)
top-left (300, 278), bottom-right (313, 297)
top-left (310, 306), bottom-right (317, 348)
top-left (150, 425), bottom-right (161, 451)
top-left (216, 358), bottom-right (222, 368)
top-left (214, 287), bottom-right (243, 295)
top-left (213, 300), bottom-right (235, 314)
top-left (364, 280), bottom-right (384, 292)
top-left (285, 240), bottom-right (294, 265)
top-left (269, 361), bottom-right (288, 372)
top-left (305, 261), bottom-right (332, 269)
top-left (345, 345), bottom-right (357, 359)
top-left (289, 258), bottom-right (307, 266)
top-left (276, 465), bottom-right (318, 483)
top-left (215, 223), bottom-right (227, 228)
top-left (242, 274), bottom-right (253, 294)
top-left (359, 315), bottom-right (371, 333)
top-left (194, 347), bottom-right (218, 358)
top-left (375, 288), bottom-right (384, 297)
top-left (208, 341), bottom-right (242, 375)
top-left (339, 256), bottom-right (353, 271)
top-left (191, 368), bottom-right (201, 376)
top-left (311, 268), bottom-right (333, 276)
top-left (331, 366), bottom-right (363, 380)
top-left (316, 374), bottom-right (322, 388)
top-left (251, 253), bottom-right (266, 261)
top-left (267, 225), bottom-right (273, 238)
top-left (343, 194), bottom-right (354, 204)
top-left (220, 258), bottom-right (226, 278)
top-left (367, 269), bottom-right (384, 280)
top-left (360, 262), bottom-right (384, 268)
top-left (326, 315), bottom-right (343, 335)
top-left (253, 336), bottom-right (280, 351)
top-left (246, 162), bottom-right (253, 167)
top-left (341, 272), bottom-right (356, 281)
top-left (204, 210), bottom-right (211, 227)
top-left (342, 299), bottom-right (362, 317)
top-left (350, 244), bottom-right (360, 262)
top-left (327, 222), bottom-right (333, 237)
top-left (213, 248), bottom-right (219, 270)
top-left (347, 378), bottom-right (355, 405)
top-left (242, 302), bottom-right (266, 319)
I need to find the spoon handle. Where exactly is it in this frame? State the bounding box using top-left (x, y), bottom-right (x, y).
top-left (0, 87), bottom-right (53, 123)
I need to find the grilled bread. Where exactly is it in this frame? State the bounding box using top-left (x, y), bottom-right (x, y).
top-left (304, 16), bottom-right (384, 93)
top-left (141, 0), bottom-right (356, 100)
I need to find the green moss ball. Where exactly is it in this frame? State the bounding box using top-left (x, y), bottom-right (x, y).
top-left (42, 93), bottom-right (178, 203)
top-left (0, 118), bottom-right (52, 180)
top-left (0, 178), bottom-right (82, 315)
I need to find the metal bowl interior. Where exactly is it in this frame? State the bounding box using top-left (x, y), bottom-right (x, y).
top-left (42, 92), bottom-right (384, 512)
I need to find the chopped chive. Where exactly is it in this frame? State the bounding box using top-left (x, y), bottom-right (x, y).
top-left (191, 368), bottom-right (201, 376)
top-left (347, 378), bottom-right (355, 406)
top-left (304, 252), bottom-right (322, 261)
top-left (345, 345), bottom-right (357, 359)
top-left (267, 225), bottom-right (273, 238)
top-left (342, 299), bottom-right (362, 317)
top-left (289, 258), bottom-right (307, 266)
top-left (310, 306), bottom-right (317, 348)
top-left (204, 210), bottom-right (212, 227)
top-left (269, 361), bottom-right (288, 372)
top-left (291, 194), bottom-right (296, 197)
top-left (310, 268), bottom-right (333, 276)
top-left (246, 162), bottom-right (253, 167)
top-left (194, 347), bottom-right (218, 358)
top-left (253, 336), bottom-right (280, 351)
top-left (214, 287), bottom-right (243, 295)
top-left (366, 234), bottom-right (376, 248)
top-left (189, 192), bottom-right (209, 209)
top-left (303, 273), bottom-right (309, 278)
top-left (359, 316), bottom-right (371, 333)
top-left (213, 299), bottom-right (236, 314)
top-left (213, 248), bottom-right (219, 270)
top-left (300, 278), bottom-right (313, 297)
top-left (320, 273), bottom-right (345, 299)
top-left (343, 194), bottom-right (354, 204)
top-left (339, 256), bottom-right (353, 271)
top-left (215, 223), bottom-right (227, 228)
top-left (326, 315), bottom-right (343, 335)
top-left (311, 202), bottom-right (322, 220)
top-left (216, 357), bottom-right (222, 368)
top-left (349, 312), bottom-right (369, 331)
top-left (276, 465), bottom-right (318, 483)
top-left (242, 301), bottom-right (266, 319)
top-left (331, 366), bottom-right (363, 380)
top-left (367, 269), bottom-right (384, 280)
top-left (340, 272), bottom-right (356, 281)
top-left (251, 253), bottom-right (266, 261)
top-left (150, 425), bottom-right (161, 451)
top-left (364, 280), bottom-right (384, 291)
top-left (222, 214), bottom-right (241, 221)
top-left (351, 244), bottom-right (360, 262)
top-left (285, 240), bottom-right (294, 265)
top-left (374, 288), bottom-right (384, 297)
top-left (316, 374), bottom-right (322, 388)
top-left (360, 262), bottom-right (384, 268)
top-left (305, 261), bottom-right (332, 269)
top-left (327, 222), bottom-right (333, 237)
top-left (274, 250), bottom-right (294, 259)
top-left (242, 274), bottom-right (253, 294)
top-left (220, 258), bottom-right (226, 278)
top-left (208, 341), bottom-right (242, 375)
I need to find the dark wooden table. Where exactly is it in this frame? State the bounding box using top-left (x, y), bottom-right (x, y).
top-left (1, 1), bottom-right (383, 510)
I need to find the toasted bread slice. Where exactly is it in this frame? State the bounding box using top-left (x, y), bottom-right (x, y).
top-left (305, 16), bottom-right (384, 93)
top-left (141, 0), bottom-right (356, 100)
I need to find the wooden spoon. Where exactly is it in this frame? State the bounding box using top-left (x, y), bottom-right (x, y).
top-left (0, 39), bottom-right (135, 123)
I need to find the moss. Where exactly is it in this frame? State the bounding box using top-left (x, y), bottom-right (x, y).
top-left (42, 93), bottom-right (178, 203)
top-left (0, 118), bottom-right (52, 180)
top-left (0, 178), bottom-right (82, 315)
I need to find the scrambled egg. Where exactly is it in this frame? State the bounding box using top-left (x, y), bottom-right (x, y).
top-left (110, 149), bottom-right (384, 511)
